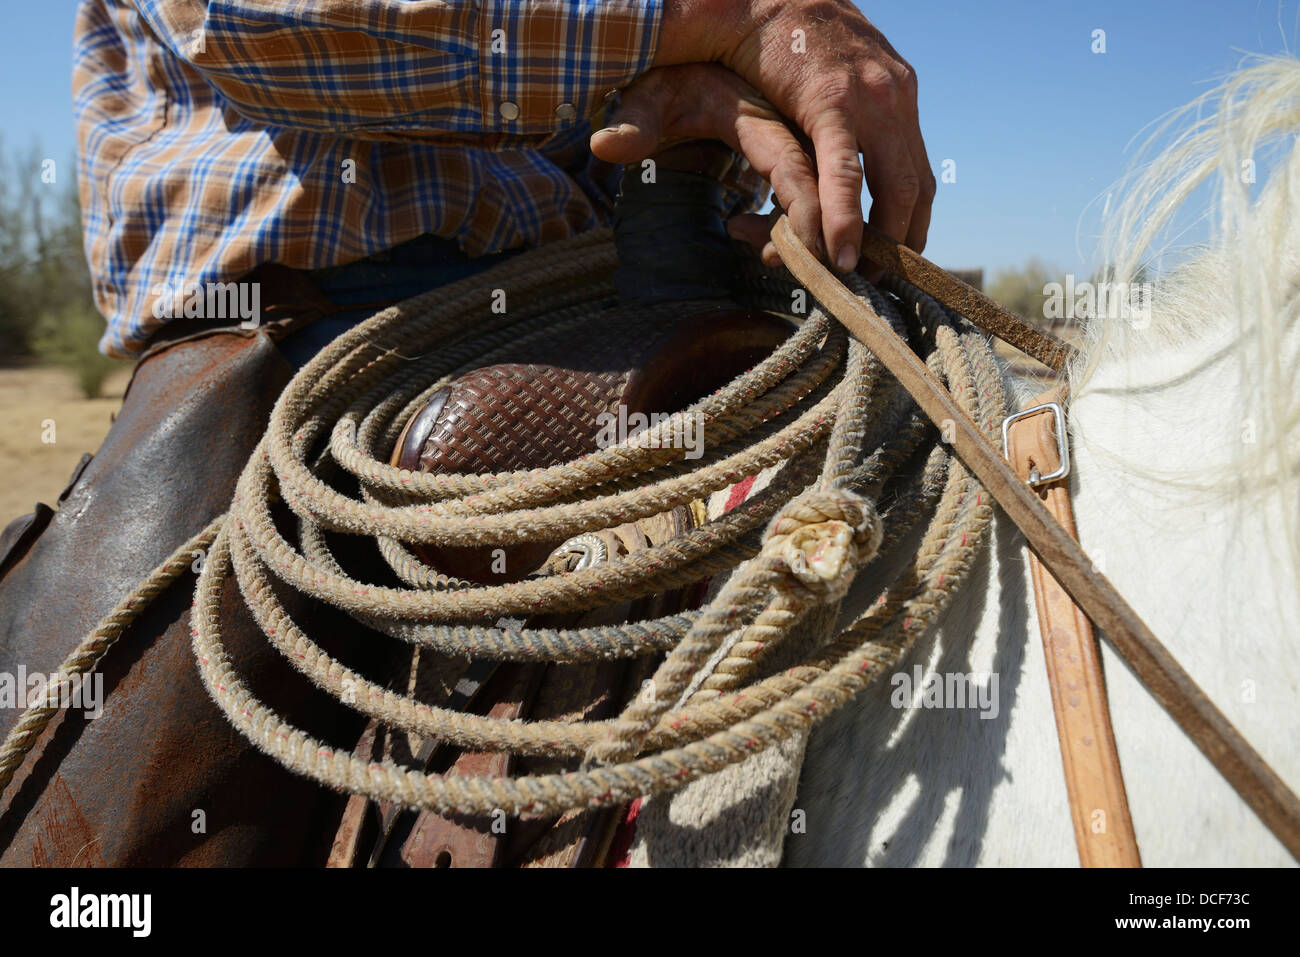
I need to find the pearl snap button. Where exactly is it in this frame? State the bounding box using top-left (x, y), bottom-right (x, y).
top-left (498, 101), bottom-right (520, 121)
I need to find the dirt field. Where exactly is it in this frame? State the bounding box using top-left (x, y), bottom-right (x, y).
top-left (0, 364), bottom-right (133, 528)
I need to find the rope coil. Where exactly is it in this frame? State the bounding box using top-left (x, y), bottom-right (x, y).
top-left (0, 228), bottom-right (1008, 819)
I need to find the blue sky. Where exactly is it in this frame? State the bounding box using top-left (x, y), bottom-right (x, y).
top-left (2, 1), bottom-right (1298, 279)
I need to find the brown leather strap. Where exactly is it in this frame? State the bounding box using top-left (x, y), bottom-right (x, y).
top-left (769, 213), bottom-right (1300, 862)
top-left (325, 720), bottom-right (384, 868)
top-left (395, 662), bottom-right (541, 868)
top-left (856, 224), bottom-right (1077, 373)
top-left (1006, 390), bottom-right (1141, 867)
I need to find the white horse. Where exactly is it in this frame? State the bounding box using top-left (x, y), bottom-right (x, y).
top-left (628, 55), bottom-right (1300, 867)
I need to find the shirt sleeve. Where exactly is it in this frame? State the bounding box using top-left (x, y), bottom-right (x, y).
top-left (130, 0), bottom-right (662, 140)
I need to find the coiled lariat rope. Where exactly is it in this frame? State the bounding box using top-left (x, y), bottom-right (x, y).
top-left (0, 226), bottom-right (1006, 817)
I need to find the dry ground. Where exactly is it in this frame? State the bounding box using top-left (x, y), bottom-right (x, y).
top-left (0, 364), bottom-right (133, 528)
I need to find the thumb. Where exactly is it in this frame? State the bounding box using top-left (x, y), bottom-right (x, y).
top-left (589, 76), bottom-right (673, 164)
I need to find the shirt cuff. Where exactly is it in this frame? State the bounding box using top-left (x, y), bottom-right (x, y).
top-left (479, 0), bottom-right (662, 133)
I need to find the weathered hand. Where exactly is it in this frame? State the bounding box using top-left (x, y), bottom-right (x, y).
top-left (589, 62), bottom-right (817, 269)
top-left (644, 0), bottom-right (936, 274)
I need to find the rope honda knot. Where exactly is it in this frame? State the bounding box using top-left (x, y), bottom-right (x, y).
top-left (765, 488), bottom-right (882, 601)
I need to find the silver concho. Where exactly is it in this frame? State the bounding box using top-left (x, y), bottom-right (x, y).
top-left (554, 532), bottom-right (609, 570)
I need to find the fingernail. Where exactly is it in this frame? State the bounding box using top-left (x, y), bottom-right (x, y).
top-left (598, 126), bottom-right (621, 135)
top-left (837, 244), bottom-right (859, 271)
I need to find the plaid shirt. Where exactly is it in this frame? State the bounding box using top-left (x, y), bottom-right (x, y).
top-left (74, 0), bottom-right (768, 358)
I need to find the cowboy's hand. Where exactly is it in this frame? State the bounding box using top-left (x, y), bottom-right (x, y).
top-left (595, 0), bottom-right (935, 274)
top-left (590, 63), bottom-right (817, 269)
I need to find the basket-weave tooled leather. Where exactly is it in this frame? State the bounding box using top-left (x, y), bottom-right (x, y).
top-left (417, 362), bottom-right (628, 475)
top-left (394, 306), bottom-right (798, 479)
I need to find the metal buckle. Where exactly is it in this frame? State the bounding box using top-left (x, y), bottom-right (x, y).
top-left (1001, 401), bottom-right (1070, 487)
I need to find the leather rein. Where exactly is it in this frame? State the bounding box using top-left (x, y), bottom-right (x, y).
top-left (770, 212), bottom-right (1300, 864)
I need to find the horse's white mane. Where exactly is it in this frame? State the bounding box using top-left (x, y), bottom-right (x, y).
top-left (1066, 54), bottom-right (1300, 564)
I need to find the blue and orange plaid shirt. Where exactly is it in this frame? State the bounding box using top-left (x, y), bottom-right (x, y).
top-left (74, 0), bottom-right (768, 358)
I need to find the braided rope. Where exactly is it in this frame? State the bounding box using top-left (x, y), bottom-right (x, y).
top-left (0, 227), bottom-right (1008, 820)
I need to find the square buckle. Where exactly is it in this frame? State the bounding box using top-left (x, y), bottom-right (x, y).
top-left (1001, 401), bottom-right (1070, 487)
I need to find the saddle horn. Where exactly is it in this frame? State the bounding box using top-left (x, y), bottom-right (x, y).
top-left (612, 138), bottom-right (739, 304)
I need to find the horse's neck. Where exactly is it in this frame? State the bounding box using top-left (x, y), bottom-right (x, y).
top-left (1058, 317), bottom-right (1300, 864)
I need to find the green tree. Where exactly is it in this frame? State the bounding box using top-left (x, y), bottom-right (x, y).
top-left (0, 141), bottom-right (116, 396)
top-left (986, 258), bottom-right (1060, 328)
